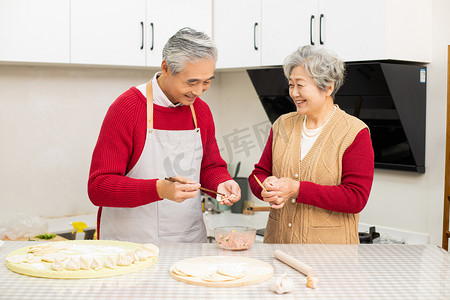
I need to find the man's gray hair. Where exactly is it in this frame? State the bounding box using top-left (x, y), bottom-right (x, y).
top-left (162, 27), bottom-right (218, 75)
top-left (283, 45), bottom-right (345, 98)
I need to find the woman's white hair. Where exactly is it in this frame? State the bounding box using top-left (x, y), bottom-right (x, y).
top-left (283, 45), bottom-right (345, 98)
top-left (162, 27), bottom-right (218, 75)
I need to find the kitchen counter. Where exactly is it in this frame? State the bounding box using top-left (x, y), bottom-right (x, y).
top-left (1, 241), bottom-right (449, 299)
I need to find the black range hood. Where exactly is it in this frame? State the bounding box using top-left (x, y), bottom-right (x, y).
top-left (247, 62), bottom-right (427, 173)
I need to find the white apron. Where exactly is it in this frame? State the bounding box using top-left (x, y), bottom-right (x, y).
top-left (99, 82), bottom-right (206, 244)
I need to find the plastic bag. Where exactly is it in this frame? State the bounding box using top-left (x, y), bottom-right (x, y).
top-left (0, 213), bottom-right (48, 240)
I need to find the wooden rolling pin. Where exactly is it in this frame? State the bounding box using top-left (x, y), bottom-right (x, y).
top-left (246, 206), bottom-right (271, 212)
top-left (274, 249), bottom-right (316, 277)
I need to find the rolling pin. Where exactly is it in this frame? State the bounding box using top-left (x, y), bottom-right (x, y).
top-left (274, 250), bottom-right (316, 277)
top-left (246, 206), bottom-right (271, 212)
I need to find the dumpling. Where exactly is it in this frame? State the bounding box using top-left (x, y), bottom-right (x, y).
top-left (142, 244), bottom-right (159, 257)
top-left (65, 257), bottom-right (81, 271)
top-left (104, 256), bottom-right (117, 269)
top-left (51, 258), bottom-right (65, 271)
top-left (91, 257), bottom-right (103, 270)
top-left (117, 253), bottom-right (134, 266)
top-left (80, 256), bottom-right (91, 270)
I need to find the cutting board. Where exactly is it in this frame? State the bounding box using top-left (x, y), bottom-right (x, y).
top-left (170, 255), bottom-right (273, 287)
top-left (5, 240), bottom-right (158, 279)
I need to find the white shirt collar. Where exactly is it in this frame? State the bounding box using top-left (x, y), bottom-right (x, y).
top-left (136, 72), bottom-right (182, 108)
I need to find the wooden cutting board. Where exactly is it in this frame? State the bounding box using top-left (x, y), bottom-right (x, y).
top-left (170, 255), bottom-right (273, 287)
top-left (5, 240), bottom-right (158, 279)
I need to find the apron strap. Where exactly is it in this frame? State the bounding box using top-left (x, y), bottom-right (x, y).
top-left (146, 82), bottom-right (154, 130)
top-left (189, 105), bottom-right (198, 129)
top-left (146, 81), bottom-right (198, 130)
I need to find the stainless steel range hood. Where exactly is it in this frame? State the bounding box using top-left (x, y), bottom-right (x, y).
top-left (247, 62), bottom-right (427, 173)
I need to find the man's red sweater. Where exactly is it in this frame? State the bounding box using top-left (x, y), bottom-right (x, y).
top-left (88, 87), bottom-right (231, 209)
top-left (249, 128), bottom-right (374, 214)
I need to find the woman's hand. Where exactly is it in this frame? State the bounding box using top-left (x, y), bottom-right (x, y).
top-left (272, 177), bottom-right (300, 209)
top-left (261, 176), bottom-right (279, 206)
top-left (156, 175), bottom-right (201, 203)
top-left (261, 177), bottom-right (300, 209)
top-left (217, 180), bottom-right (241, 206)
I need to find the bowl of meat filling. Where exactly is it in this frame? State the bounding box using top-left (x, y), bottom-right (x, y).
top-left (214, 226), bottom-right (257, 250)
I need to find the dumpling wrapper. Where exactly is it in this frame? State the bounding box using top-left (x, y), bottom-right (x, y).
top-left (201, 272), bottom-right (237, 282)
top-left (42, 252), bottom-right (69, 262)
top-left (244, 265), bottom-right (273, 277)
top-left (217, 264), bottom-right (244, 279)
top-left (175, 262), bottom-right (215, 277)
top-left (6, 255), bottom-right (31, 264)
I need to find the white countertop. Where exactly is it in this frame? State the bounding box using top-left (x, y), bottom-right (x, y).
top-left (1, 241), bottom-right (449, 299)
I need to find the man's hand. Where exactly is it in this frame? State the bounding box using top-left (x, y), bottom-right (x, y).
top-left (156, 175), bottom-right (201, 203)
top-left (217, 180), bottom-right (241, 206)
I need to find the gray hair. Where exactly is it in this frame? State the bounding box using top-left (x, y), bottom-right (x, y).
top-left (283, 45), bottom-right (345, 98)
top-left (162, 27), bottom-right (218, 75)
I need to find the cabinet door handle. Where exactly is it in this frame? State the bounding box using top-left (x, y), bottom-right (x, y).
top-left (150, 22), bottom-right (154, 51)
top-left (319, 14), bottom-right (324, 45)
top-left (254, 22), bottom-right (258, 50)
top-left (140, 22), bottom-right (144, 50)
top-left (310, 15), bottom-right (315, 45)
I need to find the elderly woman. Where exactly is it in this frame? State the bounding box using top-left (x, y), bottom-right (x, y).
top-left (249, 45), bottom-right (374, 244)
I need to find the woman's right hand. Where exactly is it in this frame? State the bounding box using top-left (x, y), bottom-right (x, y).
top-left (156, 175), bottom-right (201, 203)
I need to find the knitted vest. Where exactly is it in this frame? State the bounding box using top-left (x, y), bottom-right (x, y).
top-left (264, 106), bottom-right (367, 244)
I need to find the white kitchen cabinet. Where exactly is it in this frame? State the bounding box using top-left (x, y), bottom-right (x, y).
top-left (261, 0), bottom-right (431, 66)
top-left (319, 0), bottom-right (431, 63)
top-left (71, 0), bottom-right (212, 67)
top-left (71, 0), bottom-right (146, 66)
top-left (261, 0), bottom-right (317, 66)
top-left (0, 0), bottom-right (70, 64)
top-left (146, 0), bottom-right (212, 67)
top-left (214, 0), bottom-right (261, 69)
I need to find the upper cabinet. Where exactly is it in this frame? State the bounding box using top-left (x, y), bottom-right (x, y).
top-left (0, 0), bottom-right (70, 64)
top-left (71, 0), bottom-right (146, 67)
top-left (261, 1), bottom-right (317, 67)
top-left (318, 0), bottom-right (431, 63)
top-left (0, 0), bottom-right (432, 68)
top-left (259, 0), bottom-right (431, 67)
top-left (71, 0), bottom-right (212, 67)
top-left (146, 0), bottom-right (212, 67)
top-left (214, 0), bottom-right (261, 69)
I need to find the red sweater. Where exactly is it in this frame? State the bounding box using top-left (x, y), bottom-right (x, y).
top-left (88, 87), bottom-right (231, 209)
top-left (249, 128), bottom-right (374, 214)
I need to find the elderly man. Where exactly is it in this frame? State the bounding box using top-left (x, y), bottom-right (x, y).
top-left (88, 28), bottom-right (241, 243)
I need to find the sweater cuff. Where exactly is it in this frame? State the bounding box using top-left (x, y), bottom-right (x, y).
top-left (138, 178), bottom-right (163, 204)
top-left (296, 181), bottom-right (317, 204)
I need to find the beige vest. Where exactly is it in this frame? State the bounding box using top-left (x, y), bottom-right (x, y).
top-left (264, 107), bottom-right (367, 244)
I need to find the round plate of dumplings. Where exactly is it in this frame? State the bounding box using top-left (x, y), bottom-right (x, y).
top-left (170, 256), bottom-right (273, 287)
top-left (5, 240), bottom-right (159, 279)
